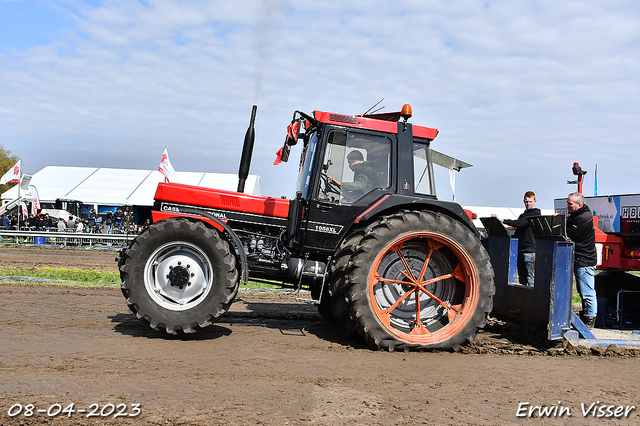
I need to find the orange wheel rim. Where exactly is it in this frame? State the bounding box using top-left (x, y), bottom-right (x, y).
top-left (367, 231), bottom-right (480, 344)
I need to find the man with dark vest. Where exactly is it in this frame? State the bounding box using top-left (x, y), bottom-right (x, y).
top-left (566, 192), bottom-right (598, 329)
top-left (492, 190), bottom-right (541, 286)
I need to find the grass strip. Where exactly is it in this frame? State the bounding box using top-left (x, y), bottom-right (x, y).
top-left (0, 267), bottom-right (292, 290)
top-left (0, 267), bottom-right (120, 284)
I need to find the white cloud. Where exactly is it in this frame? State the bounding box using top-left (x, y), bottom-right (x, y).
top-left (0, 0), bottom-right (639, 208)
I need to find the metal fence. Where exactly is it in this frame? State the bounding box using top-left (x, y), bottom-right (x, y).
top-left (0, 228), bottom-right (139, 249)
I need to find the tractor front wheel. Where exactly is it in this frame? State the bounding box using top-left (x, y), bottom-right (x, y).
top-left (119, 218), bottom-right (239, 334)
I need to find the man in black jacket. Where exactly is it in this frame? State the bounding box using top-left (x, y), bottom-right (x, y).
top-left (493, 191), bottom-right (541, 286)
top-left (566, 192), bottom-right (598, 328)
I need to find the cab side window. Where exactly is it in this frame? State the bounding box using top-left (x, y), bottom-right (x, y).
top-left (413, 142), bottom-right (434, 196)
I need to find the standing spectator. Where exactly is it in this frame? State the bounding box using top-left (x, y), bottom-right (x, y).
top-left (2, 214), bottom-right (11, 228)
top-left (40, 214), bottom-right (52, 230)
top-left (21, 214), bottom-right (29, 230)
top-left (105, 210), bottom-right (114, 234)
top-left (566, 192), bottom-right (598, 329)
top-left (76, 219), bottom-right (85, 233)
top-left (492, 191), bottom-right (541, 286)
top-left (66, 215), bottom-right (76, 231)
top-left (87, 209), bottom-right (96, 230)
top-left (57, 218), bottom-right (66, 231)
top-left (113, 209), bottom-right (124, 233)
top-left (94, 214), bottom-right (103, 233)
top-left (26, 214), bottom-right (36, 231)
top-left (123, 211), bottom-right (133, 233)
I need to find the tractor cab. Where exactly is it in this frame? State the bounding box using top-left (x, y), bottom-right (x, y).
top-left (278, 105), bottom-right (443, 252)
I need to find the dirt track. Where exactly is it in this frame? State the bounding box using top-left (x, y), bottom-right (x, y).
top-left (1, 245), bottom-right (640, 425)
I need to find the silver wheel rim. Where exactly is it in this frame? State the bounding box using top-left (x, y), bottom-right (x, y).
top-left (143, 241), bottom-right (213, 311)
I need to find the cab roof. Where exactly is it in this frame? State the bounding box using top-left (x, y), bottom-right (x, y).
top-left (313, 109), bottom-right (439, 140)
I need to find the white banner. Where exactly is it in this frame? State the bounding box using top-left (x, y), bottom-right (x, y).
top-left (29, 185), bottom-right (40, 215)
top-left (21, 201), bottom-right (28, 218)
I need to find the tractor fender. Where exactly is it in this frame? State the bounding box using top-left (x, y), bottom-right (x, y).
top-left (351, 194), bottom-right (480, 238)
top-left (164, 207), bottom-right (249, 286)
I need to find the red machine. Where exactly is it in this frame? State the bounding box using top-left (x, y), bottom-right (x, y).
top-left (118, 104), bottom-right (495, 351)
top-left (555, 163), bottom-right (640, 328)
top-left (555, 163), bottom-right (640, 271)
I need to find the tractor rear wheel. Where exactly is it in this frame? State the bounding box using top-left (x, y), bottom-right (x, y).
top-left (330, 232), bottom-right (364, 338)
top-left (119, 218), bottom-right (239, 334)
top-left (336, 210), bottom-right (494, 351)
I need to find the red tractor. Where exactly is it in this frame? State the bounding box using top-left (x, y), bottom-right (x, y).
top-left (118, 104), bottom-right (495, 351)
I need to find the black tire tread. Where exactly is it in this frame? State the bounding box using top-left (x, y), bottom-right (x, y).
top-left (336, 209), bottom-right (494, 351)
top-left (119, 218), bottom-right (239, 334)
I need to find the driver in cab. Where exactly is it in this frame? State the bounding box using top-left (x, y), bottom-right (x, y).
top-left (340, 150), bottom-right (375, 198)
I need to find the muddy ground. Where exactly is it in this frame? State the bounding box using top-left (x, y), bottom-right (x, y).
top-left (1, 245), bottom-right (639, 425)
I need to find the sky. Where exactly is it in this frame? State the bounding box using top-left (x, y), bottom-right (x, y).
top-left (1, 0), bottom-right (639, 210)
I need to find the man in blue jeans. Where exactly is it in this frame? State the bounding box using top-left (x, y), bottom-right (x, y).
top-left (566, 192), bottom-right (598, 329)
top-left (493, 191), bottom-right (541, 286)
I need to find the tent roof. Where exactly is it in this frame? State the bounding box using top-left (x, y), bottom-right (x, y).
top-left (1, 166), bottom-right (260, 207)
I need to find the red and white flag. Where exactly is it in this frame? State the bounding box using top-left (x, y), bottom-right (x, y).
top-left (159, 148), bottom-right (176, 182)
top-left (0, 160), bottom-right (21, 185)
top-left (29, 185), bottom-right (40, 215)
top-left (21, 201), bottom-right (28, 218)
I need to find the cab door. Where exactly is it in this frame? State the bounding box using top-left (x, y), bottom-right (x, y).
top-left (302, 128), bottom-right (394, 252)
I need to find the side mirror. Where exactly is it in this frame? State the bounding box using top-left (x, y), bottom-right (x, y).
top-left (274, 120), bottom-right (298, 165)
top-left (286, 120), bottom-right (302, 146)
top-left (275, 114), bottom-right (314, 165)
top-left (274, 144), bottom-right (291, 165)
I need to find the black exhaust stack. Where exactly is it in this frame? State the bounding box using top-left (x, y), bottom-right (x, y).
top-left (237, 105), bottom-right (257, 193)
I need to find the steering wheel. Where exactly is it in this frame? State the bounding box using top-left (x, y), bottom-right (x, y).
top-left (326, 175), bottom-right (341, 193)
top-left (319, 174), bottom-right (342, 200)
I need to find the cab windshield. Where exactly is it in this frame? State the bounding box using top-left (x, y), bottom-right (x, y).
top-left (294, 131), bottom-right (319, 200)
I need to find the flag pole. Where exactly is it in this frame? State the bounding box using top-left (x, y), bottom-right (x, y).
top-left (17, 176), bottom-right (21, 230)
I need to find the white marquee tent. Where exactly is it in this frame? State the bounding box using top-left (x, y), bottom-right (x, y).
top-left (1, 166), bottom-right (260, 208)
